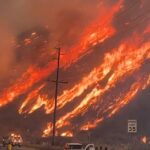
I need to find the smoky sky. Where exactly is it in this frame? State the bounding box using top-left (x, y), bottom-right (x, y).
top-left (0, 0), bottom-right (123, 90)
top-left (0, 0), bottom-right (105, 87)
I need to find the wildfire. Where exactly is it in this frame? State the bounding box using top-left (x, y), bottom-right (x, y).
top-left (18, 0), bottom-right (124, 115)
top-left (42, 29), bottom-right (150, 136)
top-left (81, 118), bottom-right (104, 131)
top-left (0, 0), bottom-right (123, 110)
top-left (42, 123), bottom-right (53, 138)
top-left (60, 131), bottom-right (73, 137)
top-left (19, 84), bottom-right (46, 114)
top-left (0, 0), bottom-right (150, 139)
top-left (81, 78), bottom-right (149, 130)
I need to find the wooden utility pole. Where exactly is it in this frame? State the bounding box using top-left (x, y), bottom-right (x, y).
top-left (52, 47), bottom-right (67, 145)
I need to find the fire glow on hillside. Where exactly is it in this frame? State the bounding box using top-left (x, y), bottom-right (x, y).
top-left (0, 0), bottom-right (150, 138)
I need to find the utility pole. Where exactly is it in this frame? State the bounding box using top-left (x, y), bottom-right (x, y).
top-left (51, 47), bottom-right (67, 145)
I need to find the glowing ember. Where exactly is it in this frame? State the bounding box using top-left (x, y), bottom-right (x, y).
top-left (141, 136), bottom-right (148, 144)
top-left (42, 123), bottom-right (53, 138)
top-left (60, 131), bottom-right (73, 137)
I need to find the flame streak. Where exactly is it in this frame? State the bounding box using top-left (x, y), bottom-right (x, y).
top-left (42, 35), bottom-right (150, 136)
top-left (0, 0), bottom-right (150, 138)
top-left (61, 0), bottom-right (123, 68)
top-left (81, 77), bottom-right (150, 130)
top-left (57, 39), bottom-right (150, 117)
top-left (60, 131), bottom-right (73, 137)
top-left (0, 0), bottom-right (123, 108)
top-left (22, 25), bottom-right (150, 115)
top-left (43, 122), bottom-right (53, 138)
top-left (18, 0), bottom-right (124, 114)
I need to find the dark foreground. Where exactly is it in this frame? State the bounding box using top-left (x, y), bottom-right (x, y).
top-left (0, 146), bottom-right (37, 150)
top-left (0, 144), bottom-right (150, 150)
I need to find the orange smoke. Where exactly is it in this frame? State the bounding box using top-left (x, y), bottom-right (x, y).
top-left (43, 122), bottom-right (53, 138)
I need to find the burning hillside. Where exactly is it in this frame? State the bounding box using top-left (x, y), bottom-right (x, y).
top-left (0, 0), bottom-right (150, 140)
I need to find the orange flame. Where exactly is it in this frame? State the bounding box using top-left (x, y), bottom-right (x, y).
top-left (60, 131), bottom-right (73, 137)
top-left (18, 0), bottom-right (124, 114)
top-left (42, 32), bottom-right (150, 136)
top-left (0, 0), bottom-right (123, 109)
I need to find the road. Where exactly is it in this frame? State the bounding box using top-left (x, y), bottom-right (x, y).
top-left (0, 146), bottom-right (38, 150)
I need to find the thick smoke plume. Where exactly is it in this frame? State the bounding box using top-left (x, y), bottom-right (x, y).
top-left (0, 0), bottom-right (103, 86)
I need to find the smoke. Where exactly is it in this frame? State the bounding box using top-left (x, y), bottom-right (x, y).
top-left (0, 0), bottom-right (103, 92)
top-left (0, 22), bottom-right (15, 82)
top-left (0, 0), bottom-right (104, 84)
top-left (1, 0), bottom-right (150, 139)
top-left (0, 0), bottom-right (101, 42)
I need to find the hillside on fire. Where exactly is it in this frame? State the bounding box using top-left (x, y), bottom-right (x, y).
top-left (0, 0), bottom-right (150, 146)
